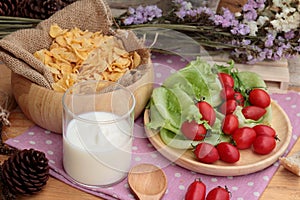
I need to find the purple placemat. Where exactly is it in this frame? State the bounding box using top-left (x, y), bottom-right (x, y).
top-left (5, 54), bottom-right (300, 200)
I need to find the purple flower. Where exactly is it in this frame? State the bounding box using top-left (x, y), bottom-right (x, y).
top-left (123, 5), bottom-right (162, 25)
top-left (294, 46), bottom-right (300, 52)
top-left (265, 33), bottom-right (275, 47)
top-left (274, 47), bottom-right (284, 60)
top-left (244, 9), bottom-right (258, 21)
top-left (242, 39), bottom-right (251, 45)
top-left (284, 31), bottom-right (295, 40)
top-left (231, 23), bottom-right (250, 35)
top-left (197, 7), bottom-right (214, 16)
top-left (175, 7), bottom-right (187, 19)
top-left (128, 7), bottom-right (135, 15)
top-left (124, 16), bottom-right (134, 25)
top-left (257, 51), bottom-right (267, 61)
top-left (263, 48), bottom-right (274, 59)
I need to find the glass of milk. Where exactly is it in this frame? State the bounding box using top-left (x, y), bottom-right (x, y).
top-left (62, 80), bottom-right (135, 187)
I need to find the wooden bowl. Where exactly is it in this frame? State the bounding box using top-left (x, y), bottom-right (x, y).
top-left (11, 66), bottom-right (154, 134)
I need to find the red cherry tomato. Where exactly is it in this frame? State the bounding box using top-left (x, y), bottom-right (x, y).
top-left (222, 114), bottom-right (239, 135)
top-left (206, 186), bottom-right (231, 200)
top-left (249, 88), bottom-right (271, 108)
top-left (194, 142), bottom-right (219, 164)
top-left (218, 73), bottom-right (234, 88)
top-left (181, 121), bottom-right (207, 141)
top-left (232, 127), bottom-right (257, 149)
top-left (185, 178), bottom-right (206, 200)
top-left (252, 135), bottom-right (276, 155)
top-left (219, 99), bottom-right (237, 115)
top-left (220, 86), bottom-right (235, 100)
top-left (196, 101), bottom-right (216, 126)
top-left (242, 106), bottom-right (266, 120)
top-left (216, 142), bottom-right (240, 163)
top-left (253, 124), bottom-right (276, 137)
top-left (234, 92), bottom-right (245, 106)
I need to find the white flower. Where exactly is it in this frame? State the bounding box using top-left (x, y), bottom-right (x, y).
top-left (272, 0), bottom-right (293, 8)
top-left (244, 20), bottom-right (258, 36)
top-left (235, 12), bottom-right (242, 17)
top-left (282, 6), bottom-right (296, 14)
top-left (270, 12), bottom-right (300, 32)
top-left (257, 16), bottom-right (269, 27)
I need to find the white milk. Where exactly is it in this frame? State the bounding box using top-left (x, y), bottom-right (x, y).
top-left (63, 111), bottom-right (133, 186)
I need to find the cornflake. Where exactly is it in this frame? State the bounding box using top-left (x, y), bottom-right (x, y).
top-left (34, 23), bottom-right (141, 92)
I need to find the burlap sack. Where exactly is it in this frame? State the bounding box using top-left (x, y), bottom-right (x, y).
top-left (0, 0), bottom-right (149, 89)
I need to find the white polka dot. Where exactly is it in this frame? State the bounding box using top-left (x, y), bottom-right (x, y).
top-left (211, 178), bottom-right (218, 182)
top-left (124, 183), bottom-right (129, 188)
top-left (291, 105), bottom-right (297, 109)
top-left (127, 194), bottom-right (135, 199)
top-left (247, 182), bottom-right (254, 186)
top-left (297, 113), bottom-right (300, 117)
top-left (180, 58), bottom-right (186, 62)
top-left (285, 97), bottom-right (291, 101)
top-left (293, 134), bottom-right (298, 140)
top-left (150, 153), bottom-right (158, 158)
top-left (232, 186), bottom-right (238, 191)
top-left (135, 157), bottom-right (141, 161)
top-left (166, 59), bottom-right (173, 64)
top-left (153, 63), bottom-right (160, 67)
top-left (156, 73), bottom-right (162, 78)
top-left (253, 192), bottom-right (260, 197)
top-left (227, 176), bottom-right (233, 179)
top-left (273, 162), bottom-right (279, 167)
top-left (47, 150), bottom-right (54, 155)
top-left (29, 141), bottom-right (36, 145)
top-left (237, 198), bottom-right (244, 200)
top-left (28, 132), bottom-right (35, 136)
top-left (132, 146), bottom-right (138, 151)
top-left (151, 55), bottom-right (156, 59)
top-left (170, 69), bottom-right (176, 74)
top-left (106, 187), bottom-right (114, 190)
top-left (147, 143), bottom-right (153, 148)
top-left (45, 130), bottom-right (51, 134)
top-left (263, 176), bottom-right (269, 181)
top-left (13, 139), bottom-right (19, 143)
top-left (178, 185), bottom-right (185, 190)
top-left (45, 140), bottom-right (53, 145)
top-left (174, 173), bottom-right (181, 178)
top-left (49, 160), bottom-right (55, 164)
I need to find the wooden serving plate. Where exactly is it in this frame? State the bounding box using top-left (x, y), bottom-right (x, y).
top-left (144, 101), bottom-right (292, 176)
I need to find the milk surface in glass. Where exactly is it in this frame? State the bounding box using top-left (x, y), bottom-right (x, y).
top-left (63, 111), bottom-right (132, 186)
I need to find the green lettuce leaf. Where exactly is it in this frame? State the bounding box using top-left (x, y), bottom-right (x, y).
top-left (234, 105), bottom-right (272, 127)
top-left (163, 57), bottom-right (222, 107)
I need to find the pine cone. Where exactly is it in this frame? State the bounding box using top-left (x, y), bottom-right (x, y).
top-left (1, 148), bottom-right (49, 195)
top-left (0, 0), bottom-right (18, 16)
top-left (0, 0), bottom-right (78, 19)
top-left (17, 0), bottom-right (78, 19)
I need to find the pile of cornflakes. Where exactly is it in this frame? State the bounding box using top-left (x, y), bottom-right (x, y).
top-left (34, 24), bottom-right (141, 92)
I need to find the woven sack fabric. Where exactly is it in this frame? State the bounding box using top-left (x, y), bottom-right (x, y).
top-left (0, 0), bottom-right (114, 89)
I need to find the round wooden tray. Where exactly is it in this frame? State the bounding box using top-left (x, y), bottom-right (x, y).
top-left (144, 101), bottom-right (292, 176)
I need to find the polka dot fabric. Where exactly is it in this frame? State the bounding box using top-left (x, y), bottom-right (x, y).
top-left (6, 53), bottom-right (300, 200)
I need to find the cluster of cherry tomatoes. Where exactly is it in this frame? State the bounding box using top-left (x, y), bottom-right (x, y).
top-left (180, 72), bottom-right (278, 164)
top-left (185, 179), bottom-right (230, 200)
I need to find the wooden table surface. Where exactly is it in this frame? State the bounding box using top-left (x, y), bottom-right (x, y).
top-left (1, 64), bottom-right (300, 199)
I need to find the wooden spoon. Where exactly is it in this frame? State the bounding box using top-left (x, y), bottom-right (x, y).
top-left (128, 163), bottom-right (168, 200)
